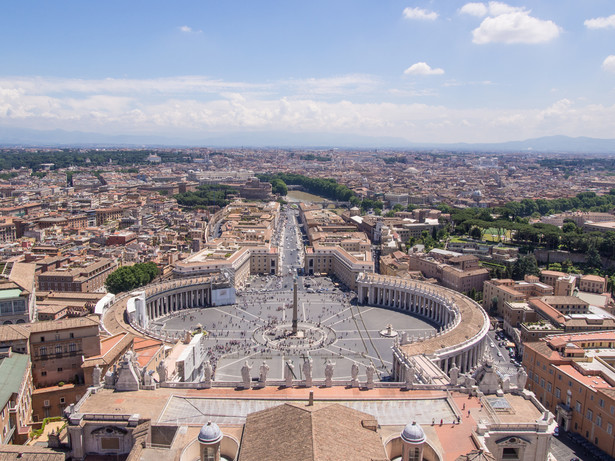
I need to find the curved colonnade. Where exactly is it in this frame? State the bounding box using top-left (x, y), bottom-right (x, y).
top-left (356, 273), bottom-right (490, 377)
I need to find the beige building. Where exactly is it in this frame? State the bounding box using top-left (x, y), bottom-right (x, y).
top-left (37, 258), bottom-right (117, 292)
top-left (579, 274), bottom-right (607, 294)
top-left (0, 349), bottom-right (32, 444)
top-left (0, 262), bottom-right (37, 324)
top-left (409, 251), bottom-right (489, 295)
top-left (304, 243), bottom-right (373, 290)
top-left (21, 316), bottom-right (102, 387)
top-left (483, 278), bottom-right (553, 316)
top-left (524, 331), bottom-right (615, 459)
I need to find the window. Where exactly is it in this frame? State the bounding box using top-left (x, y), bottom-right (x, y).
top-left (599, 399), bottom-right (605, 408)
top-left (576, 401), bottom-right (582, 412)
top-left (587, 409), bottom-right (593, 421)
top-left (596, 415), bottom-right (602, 427)
top-left (69, 332), bottom-right (74, 338)
top-left (502, 447), bottom-right (520, 460)
top-left (43, 400), bottom-right (50, 407)
top-left (57, 367), bottom-right (62, 372)
top-left (547, 383), bottom-right (552, 392)
top-left (39, 346), bottom-right (47, 356)
top-left (41, 371), bottom-right (47, 376)
top-left (59, 397), bottom-right (65, 404)
top-left (40, 336), bottom-right (45, 342)
top-left (607, 423), bottom-right (613, 435)
top-left (610, 406), bottom-right (614, 415)
top-left (555, 388), bottom-right (561, 399)
top-left (540, 378), bottom-right (545, 388)
top-left (100, 438), bottom-right (120, 450)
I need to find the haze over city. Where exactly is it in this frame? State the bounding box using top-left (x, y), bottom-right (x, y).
top-left (2, 1), bottom-right (615, 146)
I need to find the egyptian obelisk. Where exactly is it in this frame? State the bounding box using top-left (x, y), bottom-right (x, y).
top-left (291, 276), bottom-right (298, 335)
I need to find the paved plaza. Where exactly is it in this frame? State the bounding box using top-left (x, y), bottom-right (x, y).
top-left (149, 276), bottom-right (437, 383)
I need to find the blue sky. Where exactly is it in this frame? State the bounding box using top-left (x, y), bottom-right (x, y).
top-left (1, 1), bottom-right (615, 144)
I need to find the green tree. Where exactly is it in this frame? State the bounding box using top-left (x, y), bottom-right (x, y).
top-left (511, 254), bottom-right (540, 280)
top-left (271, 178), bottom-right (288, 196)
top-left (586, 246), bottom-right (602, 269)
top-left (105, 262), bottom-right (159, 294)
top-left (469, 226), bottom-right (482, 240)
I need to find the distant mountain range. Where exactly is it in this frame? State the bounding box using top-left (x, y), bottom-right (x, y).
top-left (1, 126), bottom-right (615, 154)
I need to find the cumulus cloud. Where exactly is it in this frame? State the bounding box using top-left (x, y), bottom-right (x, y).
top-left (459, 3), bottom-right (488, 17)
top-left (472, 12), bottom-right (560, 44)
top-left (403, 7), bottom-right (438, 21)
top-left (404, 62), bottom-right (445, 76)
top-left (486, 1), bottom-right (524, 16)
top-left (585, 14), bottom-right (615, 30)
top-left (2, 75), bottom-right (615, 143)
top-left (460, 2), bottom-right (561, 44)
top-left (603, 55), bottom-right (615, 73)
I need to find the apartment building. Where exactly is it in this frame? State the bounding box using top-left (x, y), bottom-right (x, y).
top-left (304, 243), bottom-right (373, 290)
top-left (26, 316), bottom-right (101, 387)
top-left (523, 331), bottom-right (615, 459)
top-left (0, 262), bottom-right (37, 325)
top-left (37, 257), bottom-right (117, 292)
top-left (483, 277), bottom-right (553, 316)
top-left (409, 250), bottom-right (489, 295)
top-left (0, 348), bottom-right (32, 444)
top-left (579, 275), bottom-right (607, 294)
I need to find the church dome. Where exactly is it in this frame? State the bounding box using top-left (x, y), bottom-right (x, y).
top-left (401, 421), bottom-right (426, 444)
top-left (198, 421), bottom-right (222, 444)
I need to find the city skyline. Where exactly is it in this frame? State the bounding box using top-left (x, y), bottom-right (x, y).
top-left (1, 1), bottom-right (615, 144)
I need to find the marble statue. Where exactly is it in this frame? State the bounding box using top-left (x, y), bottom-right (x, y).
top-left (324, 359), bottom-right (335, 387)
top-left (449, 363), bottom-right (460, 386)
top-left (365, 364), bottom-right (376, 389)
top-left (92, 365), bottom-right (102, 387)
top-left (284, 360), bottom-right (294, 387)
top-left (351, 362), bottom-right (360, 387)
top-left (203, 359), bottom-right (213, 386)
top-left (104, 370), bottom-right (114, 388)
top-left (517, 368), bottom-right (528, 390)
top-left (143, 369), bottom-right (153, 386)
top-left (259, 361), bottom-right (270, 386)
top-left (241, 361), bottom-right (252, 389)
top-left (303, 357), bottom-right (313, 388)
top-left (157, 360), bottom-right (168, 384)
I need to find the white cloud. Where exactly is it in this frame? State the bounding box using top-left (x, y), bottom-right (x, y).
top-left (472, 11), bottom-right (561, 44)
top-left (404, 62), bottom-right (445, 76)
top-left (603, 55), bottom-right (615, 73)
top-left (461, 2), bottom-right (561, 44)
top-left (459, 3), bottom-right (488, 17)
top-left (403, 7), bottom-right (438, 21)
top-left (585, 14), bottom-right (615, 30)
top-left (2, 75), bottom-right (615, 143)
top-left (179, 25), bottom-right (202, 33)
top-left (486, 1), bottom-right (524, 16)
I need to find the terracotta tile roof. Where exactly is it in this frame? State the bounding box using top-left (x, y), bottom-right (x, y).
top-left (238, 402), bottom-right (388, 461)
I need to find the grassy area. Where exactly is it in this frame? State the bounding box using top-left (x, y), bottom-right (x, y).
top-left (483, 228), bottom-right (512, 243)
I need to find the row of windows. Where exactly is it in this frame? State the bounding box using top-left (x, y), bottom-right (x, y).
top-left (38, 343), bottom-right (77, 356)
